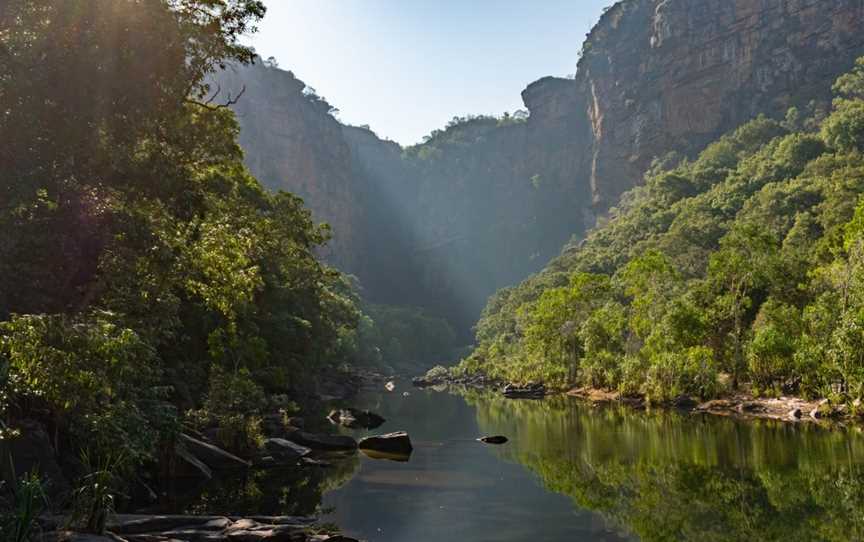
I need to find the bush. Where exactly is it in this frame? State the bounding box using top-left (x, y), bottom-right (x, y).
top-left (645, 347), bottom-right (718, 402)
top-left (188, 367), bottom-right (267, 455)
top-left (0, 314), bottom-right (173, 466)
top-left (1, 471), bottom-right (47, 542)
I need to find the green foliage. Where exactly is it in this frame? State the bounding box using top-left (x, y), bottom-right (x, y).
top-left (68, 453), bottom-right (124, 535)
top-left (821, 100), bottom-right (864, 153)
top-left (463, 57), bottom-right (864, 403)
top-left (355, 305), bottom-right (459, 370)
top-left (0, 314), bottom-right (173, 465)
top-left (0, 0), bottom-right (363, 497)
top-left (467, 392), bottom-right (864, 542)
top-left (1, 469), bottom-right (47, 542)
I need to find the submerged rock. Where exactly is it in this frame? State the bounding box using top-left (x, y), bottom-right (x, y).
top-left (478, 435), bottom-right (508, 445)
top-left (358, 431), bottom-right (413, 455)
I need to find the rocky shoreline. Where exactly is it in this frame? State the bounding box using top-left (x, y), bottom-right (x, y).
top-left (411, 368), bottom-right (859, 428)
top-left (2, 369), bottom-right (411, 542)
top-left (566, 387), bottom-right (857, 426)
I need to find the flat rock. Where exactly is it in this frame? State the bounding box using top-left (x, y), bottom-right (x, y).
top-left (110, 515), bottom-right (232, 535)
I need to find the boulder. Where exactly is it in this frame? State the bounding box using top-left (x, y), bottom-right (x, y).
top-left (327, 408), bottom-right (385, 429)
top-left (178, 434), bottom-right (251, 470)
top-left (358, 431), bottom-right (412, 455)
top-left (477, 435), bottom-right (508, 445)
top-left (286, 431), bottom-right (357, 451)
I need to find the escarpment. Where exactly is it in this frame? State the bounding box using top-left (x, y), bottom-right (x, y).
top-left (214, 0), bottom-right (864, 335)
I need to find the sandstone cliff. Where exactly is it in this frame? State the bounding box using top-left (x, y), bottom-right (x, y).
top-left (577, 0), bottom-right (864, 210)
top-left (213, 62), bottom-right (363, 271)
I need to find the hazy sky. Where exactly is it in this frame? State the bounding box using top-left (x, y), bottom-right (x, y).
top-left (247, 0), bottom-right (611, 145)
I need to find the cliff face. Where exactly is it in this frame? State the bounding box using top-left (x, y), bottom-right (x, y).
top-left (213, 63), bottom-right (363, 271)
top-left (215, 0), bottom-right (864, 335)
top-left (577, 0), bottom-right (864, 210)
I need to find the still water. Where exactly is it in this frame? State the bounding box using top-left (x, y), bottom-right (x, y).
top-left (322, 385), bottom-right (864, 542)
top-left (181, 384), bottom-right (864, 541)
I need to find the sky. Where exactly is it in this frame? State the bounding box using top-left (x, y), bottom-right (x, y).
top-left (247, 0), bottom-right (611, 146)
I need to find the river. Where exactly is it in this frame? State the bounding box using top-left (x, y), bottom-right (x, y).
top-left (180, 383), bottom-right (864, 541)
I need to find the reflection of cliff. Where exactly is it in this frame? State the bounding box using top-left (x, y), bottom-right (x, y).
top-left (464, 393), bottom-right (864, 541)
top-left (215, 0), bottom-right (864, 335)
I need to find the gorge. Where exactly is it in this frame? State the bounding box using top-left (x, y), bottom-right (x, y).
top-left (215, 0), bottom-right (864, 342)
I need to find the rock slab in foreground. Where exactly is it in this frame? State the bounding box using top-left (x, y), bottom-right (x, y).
top-left (358, 431), bottom-right (413, 455)
top-left (48, 514), bottom-right (359, 542)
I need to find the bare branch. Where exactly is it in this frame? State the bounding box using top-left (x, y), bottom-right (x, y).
top-left (186, 84), bottom-right (246, 110)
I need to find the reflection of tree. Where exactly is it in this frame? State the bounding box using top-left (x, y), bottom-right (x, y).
top-left (182, 455), bottom-right (361, 517)
top-left (464, 392), bottom-right (864, 541)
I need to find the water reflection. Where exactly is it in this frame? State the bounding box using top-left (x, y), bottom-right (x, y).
top-left (163, 387), bottom-right (864, 541)
top-left (465, 391), bottom-right (864, 541)
top-left (323, 388), bottom-right (635, 542)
